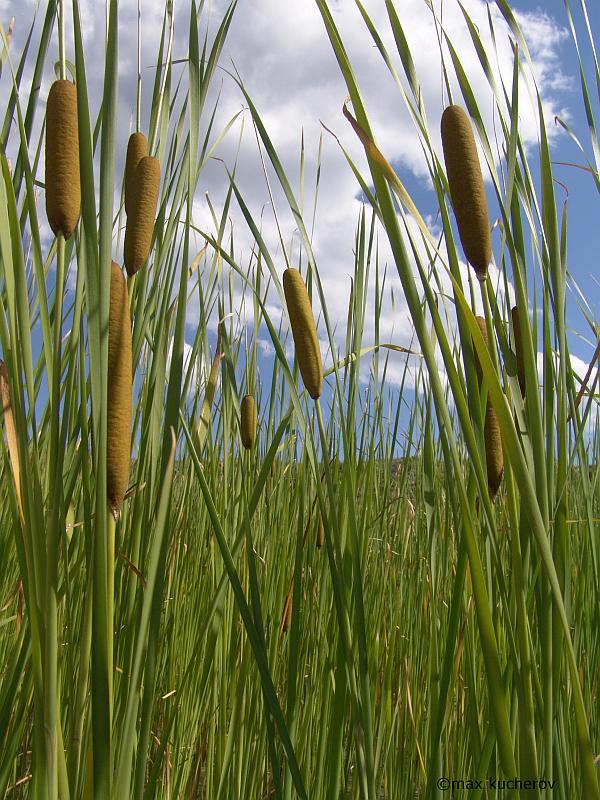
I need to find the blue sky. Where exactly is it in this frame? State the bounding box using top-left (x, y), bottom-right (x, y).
top-left (512, 0), bottom-right (600, 353)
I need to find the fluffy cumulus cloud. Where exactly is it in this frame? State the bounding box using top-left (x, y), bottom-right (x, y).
top-left (204, 0), bottom-right (570, 388)
top-left (2, 0), bottom-right (573, 390)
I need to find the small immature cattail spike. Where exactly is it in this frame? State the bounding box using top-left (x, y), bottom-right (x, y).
top-left (241, 394), bottom-right (257, 450)
top-left (107, 262), bottom-right (133, 513)
top-left (45, 80), bottom-right (81, 239)
top-left (474, 317), bottom-right (503, 499)
top-left (511, 306), bottom-right (526, 398)
top-left (283, 268), bottom-right (323, 400)
top-left (316, 515), bottom-right (324, 548)
top-left (124, 132), bottom-right (148, 217)
top-left (441, 105), bottom-right (491, 282)
top-left (124, 155), bottom-right (161, 276)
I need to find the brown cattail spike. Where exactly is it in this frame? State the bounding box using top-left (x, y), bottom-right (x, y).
top-left (282, 268), bottom-right (323, 399)
top-left (474, 316), bottom-right (503, 499)
top-left (511, 306), bottom-right (526, 398)
top-left (240, 394), bottom-right (257, 450)
top-left (124, 155), bottom-right (160, 276)
top-left (124, 132), bottom-right (148, 217)
top-left (45, 80), bottom-right (80, 239)
top-left (441, 106), bottom-right (491, 282)
top-left (107, 262), bottom-right (133, 513)
top-left (316, 515), bottom-right (324, 548)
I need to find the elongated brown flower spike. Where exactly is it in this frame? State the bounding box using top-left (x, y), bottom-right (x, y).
top-left (241, 394), bottom-right (257, 450)
top-left (124, 155), bottom-right (161, 276)
top-left (107, 262), bottom-right (133, 513)
top-left (45, 80), bottom-right (81, 239)
top-left (441, 105), bottom-right (491, 282)
top-left (283, 268), bottom-right (323, 400)
top-left (124, 132), bottom-right (148, 217)
top-left (511, 306), bottom-right (526, 398)
top-left (474, 316), bottom-right (503, 499)
top-left (316, 514), bottom-right (324, 548)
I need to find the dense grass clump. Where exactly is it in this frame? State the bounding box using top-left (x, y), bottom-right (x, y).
top-left (0, 1), bottom-right (599, 799)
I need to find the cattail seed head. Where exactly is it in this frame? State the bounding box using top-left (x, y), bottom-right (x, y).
top-left (241, 394), bottom-right (257, 450)
top-left (511, 306), bottom-right (526, 397)
top-left (124, 155), bottom-right (160, 276)
top-left (283, 268), bottom-right (323, 399)
top-left (441, 105), bottom-right (491, 282)
top-left (124, 132), bottom-right (148, 217)
top-left (474, 316), bottom-right (503, 500)
top-left (45, 80), bottom-right (80, 239)
top-left (107, 262), bottom-right (133, 513)
top-left (316, 514), bottom-right (324, 548)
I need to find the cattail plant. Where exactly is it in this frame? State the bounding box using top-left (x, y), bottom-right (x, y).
top-left (511, 306), bottom-right (526, 397)
top-left (440, 105), bottom-right (491, 282)
top-left (240, 394), bottom-right (257, 450)
top-left (474, 316), bottom-right (503, 499)
top-left (124, 132), bottom-right (148, 217)
top-left (107, 262), bottom-right (133, 513)
top-left (45, 80), bottom-right (81, 239)
top-left (124, 155), bottom-right (161, 276)
top-left (282, 268), bottom-right (323, 399)
top-left (316, 514), bottom-right (324, 548)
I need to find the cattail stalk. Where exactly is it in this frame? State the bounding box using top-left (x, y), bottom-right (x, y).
top-left (45, 80), bottom-right (80, 240)
top-left (241, 394), bottom-right (257, 450)
top-left (106, 262), bottom-right (132, 721)
top-left (282, 268), bottom-right (323, 399)
top-left (107, 262), bottom-right (133, 513)
top-left (441, 105), bottom-right (491, 282)
top-left (474, 316), bottom-right (503, 499)
top-left (124, 155), bottom-right (160, 276)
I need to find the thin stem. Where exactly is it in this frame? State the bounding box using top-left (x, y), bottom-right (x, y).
top-left (58, 0), bottom-right (66, 80)
top-left (107, 508), bottom-right (116, 723)
top-left (136, 0), bottom-right (141, 131)
top-left (44, 232), bottom-right (67, 800)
